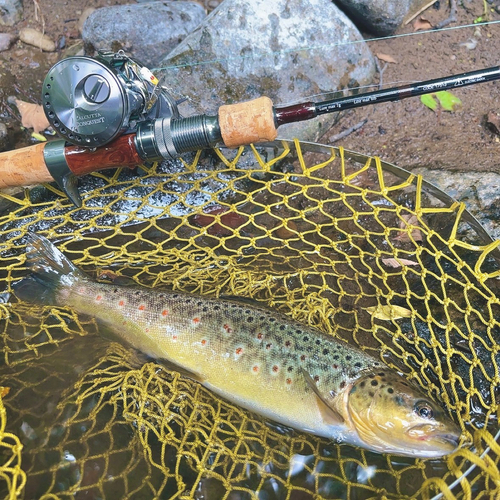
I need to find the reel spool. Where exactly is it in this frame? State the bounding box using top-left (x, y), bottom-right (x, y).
top-left (42, 51), bottom-right (180, 147)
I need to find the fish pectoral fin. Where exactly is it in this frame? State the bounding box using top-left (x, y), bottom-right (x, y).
top-left (301, 369), bottom-right (344, 425)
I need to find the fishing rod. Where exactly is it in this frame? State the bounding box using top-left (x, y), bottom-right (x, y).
top-left (1, 50), bottom-right (499, 206)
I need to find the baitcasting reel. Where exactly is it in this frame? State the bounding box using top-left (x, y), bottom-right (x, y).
top-left (43, 51), bottom-right (181, 148)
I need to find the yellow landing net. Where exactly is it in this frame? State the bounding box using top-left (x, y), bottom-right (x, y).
top-left (1, 140), bottom-right (500, 499)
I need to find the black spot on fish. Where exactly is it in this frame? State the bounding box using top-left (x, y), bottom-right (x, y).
top-left (247, 317), bottom-right (254, 322)
top-left (394, 395), bottom-right (404, 405)
top-left (214, 305), bottom-right (220, 311)
top-left (303, 336), bottom-right (309, 342)
top-left (315, 339), bottom-right (321, 345)
top-left (369, 391), bottom-right (374, 397)
top-left (378, 372), bottom-right (386, 377)
top-left (135, 291), bottom-right (140, 296)
top-left (295, 329), bottom-right (302, 334)
top-left (360, 381), bottom-right (365, 388)
top-left (322, 348), bottom-right (329, 355)
top-left (388, 387), bottom-right (394, 394)
top-left (371, 380), bottom-right (378, 387)
top-left (339, 381), bottom-right (346, 389)
top-left (269, 318), bottom-right (276, 322)
top-left (197, 301), bottom-right (203, 306)
top-left (203, 307), bottom-right (208, 312)
top-left (113, 288), bottom-right (118, 293)
top-left (173, 294), bottom-right (179, 298)
top-left (280, 325), bottom-right (286, 331)
top-left (287, 366), bottom-right (293, 372)
top-left (345, 355), bottom-right (352, 361)
top-left (333, 355), bottom-right (339, 360)
top-left (354, 362), bottom-right (362, 368)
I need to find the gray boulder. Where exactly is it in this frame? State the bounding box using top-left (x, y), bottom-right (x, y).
top-left (334, 0), bottom-right (431, 36)
top-left (0, 0), bottom-right (23, 26)
top-left (157, 0), bottom-right (376, 143)
top-left (82, 1), bottom-right (206, 68)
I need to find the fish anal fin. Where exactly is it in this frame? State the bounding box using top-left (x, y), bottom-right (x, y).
top-left (301, 368), bottom-right (344, 425)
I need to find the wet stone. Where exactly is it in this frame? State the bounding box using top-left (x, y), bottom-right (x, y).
top-left (334, 0), bottom-right (431, 36)
top-left (82, 1), bottom-right (207, 67)
top-left (157, 0), bottom-right (376, 143)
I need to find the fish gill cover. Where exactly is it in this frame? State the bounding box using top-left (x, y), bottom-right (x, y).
top-left (0, 140), bottom-right (500, 499)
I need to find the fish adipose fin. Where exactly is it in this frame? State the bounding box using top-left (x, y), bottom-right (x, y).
top-left (12, 233), bottom-right (86, 305)
top-left (301, 368), bottom-right (344, 425)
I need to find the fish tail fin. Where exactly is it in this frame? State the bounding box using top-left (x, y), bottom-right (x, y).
top-left (13, 233), bottom-right (86, 305)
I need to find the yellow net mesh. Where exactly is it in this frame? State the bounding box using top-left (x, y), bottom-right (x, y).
top-left (1, 139), bottom-right (500, 499)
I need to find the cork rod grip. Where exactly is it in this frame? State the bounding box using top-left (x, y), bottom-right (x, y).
top-left (218, 96), bottom-right (277, 148)
top-left (0, 143), bottom-right (52, 189)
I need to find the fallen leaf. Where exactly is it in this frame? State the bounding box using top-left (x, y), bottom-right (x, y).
top-left (376, 53), bottom-right (397, 64)
top-left (13, 98), bottom-right (50, 133)
top-left (31, 131), bottom-right (47, 142)
top-left (191, 206), bottom-right (248, 236)
top-left (381, 258), bottom-right (419, 268)
top-left (413, 17), bottom-right (432, 31)
top-left (367, 305), bottom-right (412, 320)
top-left (394, 214), bottom-right (423, 243)
top-left (435, 91), bottom-right (462, 112)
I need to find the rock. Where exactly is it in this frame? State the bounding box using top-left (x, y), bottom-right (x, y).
top-left (0, 32), bottom-right (16, 52)
top-left (158, 0), bottom-right (376, 143)
top-left (19, 28), bottom-right (56, 52)
top-left (82, 2), bottom-right (206, 68)
top-left (0, 0), bottom-right (23, 26)
top-left (77, 7), bottom-right (95, 35)
top-left (333, 0), bottom-right (430, 36)
top-left (0, 123), bottom-right (8, 152)
top-left (412, 167), bottom-right (500, 243)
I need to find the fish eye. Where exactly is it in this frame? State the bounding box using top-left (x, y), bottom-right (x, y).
top-left (415, 401), bottom-right (434, 419)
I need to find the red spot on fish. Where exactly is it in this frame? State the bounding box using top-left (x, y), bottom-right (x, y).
top-left (201, 339), bottom-right (207, 346)
top-left (272, 365), bottom-right (279, 373)
top-left (161, 309), bottom-right (168, 316)
top-left (286, 378), bottom-right (292, 385)
top-left (119, 300), bottom-right (125, 306)
top-left (138, 305), bottom-right (145, 311)
top-left (339, 381), bottom-right (346, 389)
top-left (285, 340), bottom-right (291, 347)
top-left (235, 347), bottom-right (243, 355)
top-left (192, 317), bottom-right (200, 324)
top-left (223, 324), bottom-right (233, 333)
top-left (172, 335), bottom-right (178, 340)
top-left (122, 321), bottom-right (126, 325)
top-left (191, 206), bottom-right (248, 236)
top-left (314, 375), bottom-right (320, 383)
top-left (257, 332), bottom-right (263, 340)
top-left (332, 364), bottom-right (338, 369)
top-left (266, 343), bottom-right (272, 350)
top-left (300, 355), bottom-right (306, 361)
top-left (145, 328), bottom-right (150, 333)
top-left (96, 295), bottom-right (102, 301)
top-left (252, 365), bottom-right (259, 373)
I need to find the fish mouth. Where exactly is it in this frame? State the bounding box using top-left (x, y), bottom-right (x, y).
top-left (409, 425), bottom-right (462, 450)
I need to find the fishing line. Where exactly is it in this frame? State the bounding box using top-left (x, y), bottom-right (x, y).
top-left (151, 18), bottom-right (500, 108)
top-left (152, 18), bottom-right (500, 74)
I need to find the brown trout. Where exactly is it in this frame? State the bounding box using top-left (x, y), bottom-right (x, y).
top-left (13, 233), bottom-right (464, 458)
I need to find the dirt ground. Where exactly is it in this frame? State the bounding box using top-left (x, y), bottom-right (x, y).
top-left (1, 0), bottom-right (500, 175)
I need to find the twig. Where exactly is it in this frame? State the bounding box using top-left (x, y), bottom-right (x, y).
top-left (405, 0), bottom-right (438, 25)
top-left (33, 0), bottom-right (45, 34)
top-left (375, 58), bottom-right (388, 90)
top-left (329, 119), bottom-right (367, 143)
top-left (434, 0), bottom-right (457, 30)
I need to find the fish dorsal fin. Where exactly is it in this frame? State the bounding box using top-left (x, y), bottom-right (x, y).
top-left (301, 368), bottom-right (344, 425)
